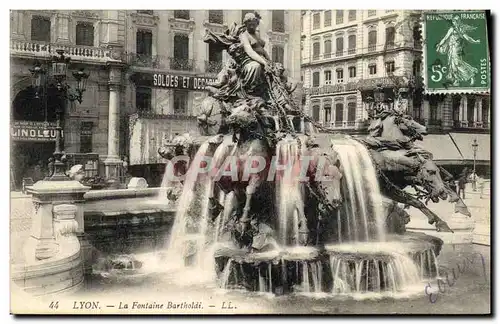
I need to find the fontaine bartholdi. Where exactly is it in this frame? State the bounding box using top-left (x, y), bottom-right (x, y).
top-left (157, 12), bottom-right (471, 294)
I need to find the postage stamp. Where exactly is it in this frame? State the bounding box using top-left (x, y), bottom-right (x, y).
top-left (422, 11), bottom-right (490, 94)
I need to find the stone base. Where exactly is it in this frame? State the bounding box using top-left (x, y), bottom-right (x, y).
top-left (11, 249), bottom-right (83, 297)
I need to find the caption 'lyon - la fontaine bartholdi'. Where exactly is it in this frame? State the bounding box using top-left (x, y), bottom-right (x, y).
top-left (10, 10), bottom-right (490, 189)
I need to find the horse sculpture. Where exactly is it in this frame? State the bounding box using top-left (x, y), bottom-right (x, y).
top-left (358, 109), bottom-right (470, 232)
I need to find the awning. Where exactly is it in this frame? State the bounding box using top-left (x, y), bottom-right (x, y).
top-left (449, 133), bottom-right (491, 162)
top-left (416, 134), bottom-right (463, 162)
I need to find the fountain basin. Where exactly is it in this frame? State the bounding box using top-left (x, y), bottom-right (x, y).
top-left (214, 232), bottom-right (443, 296)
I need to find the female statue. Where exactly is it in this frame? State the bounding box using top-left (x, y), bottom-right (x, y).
top-left (237, 12), bottom-right (272, 94)
top-left (436, 15), bottom-right (481, 86)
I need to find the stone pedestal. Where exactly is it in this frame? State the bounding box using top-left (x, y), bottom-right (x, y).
top-left (13, 179), bottom-right (90, 296)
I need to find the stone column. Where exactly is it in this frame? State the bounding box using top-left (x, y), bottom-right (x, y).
top-left (10, 10), bottom-right (26, 40)
top-left (104, 65), bottom-right (124, 185)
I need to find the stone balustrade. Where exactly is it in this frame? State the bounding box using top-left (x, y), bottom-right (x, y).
top-left (10, 40), bottom-right (123, 63)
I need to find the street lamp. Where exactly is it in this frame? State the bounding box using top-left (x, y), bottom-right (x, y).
top-left (472, 138), bottom-right (479, 191)
top-left (29, 49), bottom-right (90, 181)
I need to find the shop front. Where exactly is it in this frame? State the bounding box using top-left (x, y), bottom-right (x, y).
top-left (10, 120), bottom-right (58, 189)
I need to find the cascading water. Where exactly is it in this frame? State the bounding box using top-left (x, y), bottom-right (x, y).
top-left (275, 135), bottom-right (308, 247)
top-left (330, 137), bottom-right (386, 242)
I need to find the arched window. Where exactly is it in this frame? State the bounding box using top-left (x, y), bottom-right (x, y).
top-left (324, 39), bottom-right (332, 58)
top-left (335, 103), bottom-right (344, 122)
top-left (368, 30), bottom-right (377, 52)
top-left (313, 42), bottom-right (320, 60)
top-left (385, 26), bottom-right (396, 49)
top-left (347, 102), bottom-right (356, 121)
top-left (324, 104), bottom-right (332, 123)
top-left (312, 105), bottom-right (320, 121)
top-left (348, 34), bottom-right (356, 54)
top-left (336, 37), bottom-right (344, 56)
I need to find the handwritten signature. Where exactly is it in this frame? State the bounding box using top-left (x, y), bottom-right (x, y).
top-left (424, 252), bottom-right (488, 303)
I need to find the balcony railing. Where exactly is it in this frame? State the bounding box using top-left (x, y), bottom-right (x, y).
top-left (170, 57), bottom-right (196, 71)
top-left (347, 48), bottom-right (356, 55)
top-left (205, 60), bottom-right (223, 74)
top-left (127, 53), bottom-right (162, 68)
top-left (10, 40), bottom-right (121, 62)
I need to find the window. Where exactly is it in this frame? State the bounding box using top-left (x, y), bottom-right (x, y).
top-left (312, 72), bottom-right (320, 87)
top-left (208, 10), bottom-right (223, 24)
top-left (138, 10), bottom-right (153, 15)
top-left (368, 30), bottom-right (377, 52)
top-left (173, 34), bottom-right (190, 70)
top-left (136, 87), bottom-right (152, 111)
top-left (207, 43), bottom-right (223, 73)
top-left (324, 39), bottom-right (332, 58)
top-left (136, 29), bottom-right (152, 57)
top-left (452, 95), bottom-right (461, 121)
top-left (368, 10), bottom-right (376, 17)
top-left (413, 60), bottom-right (421, 76)
top-left (385, 61), bottom-right (395, 74)
top-left (313, 13), bottom-right (320, 29)
top-left (272, 10), bottom-right (285, 32)
top-left (312, 42), bottom-right (320, 60)
top-left (336, 37), bottom-right (344, 56)
top-left (324, 104), bottom-right (332, 123)
top-left (31, 16), bottom-right (51, 42)
top-left (348, 10), bottom-right (356, 21)
top-left (369, 64), bottom-right (377, 75)
top-left (348, 34), bottom-right (356, 54)
top-left (80, 122), bottom-right (93, 153)
top-left (429, 96), bottom-right (439, 121)
top-left (272, 45), bottom-right (284, 64)
top-left (324, 70), bottom-right (332, 85)
top-left (312, 105), bottom-right (320, 121)
top-left (348, 66), bottom-right (356, 78)
top-left (324, 11), bottom-right (332, 27)
top-left (76, 22), bottom-right (94, 46)
top-left (336, 68), bottom-right (344, 83)
top-left (336, 10), bottom-right (344, 24)
top-left (242, 10), bottom-right (253, 23)
top-left (173, 90), bottom-right (188, 114)
top-left (347, 102), bottom-right (356, 121)
top-left (466, 97), bottom-right (475, 122)
top-left (385, 26), bottom-right (395, 49)
top-left (335, 103), bottom-right (344, 122)
top-left (174, 10), bottom-right (190, 20)
top-left (482, 98), bottom-right (489, 124)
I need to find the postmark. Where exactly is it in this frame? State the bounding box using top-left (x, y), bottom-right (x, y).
top-left (422, 11), bottom-right (490, 94)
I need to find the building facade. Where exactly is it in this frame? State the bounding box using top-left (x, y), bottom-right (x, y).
top-left (10, 10), bottom-right (127, 188)
top-left (301, 10), bottom-right (490, 175)
top-left (10, 10), bottom-right (302, 188)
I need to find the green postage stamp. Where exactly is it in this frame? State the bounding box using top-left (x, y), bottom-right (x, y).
top-left (423, 11), bottom-right (490, 94)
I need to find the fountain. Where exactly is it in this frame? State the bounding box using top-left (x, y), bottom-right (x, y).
top-left (155, 11), bottom-right (469, 297)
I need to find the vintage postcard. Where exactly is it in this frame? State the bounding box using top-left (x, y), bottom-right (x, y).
top-left (9, 8), bottom-right (491, 315)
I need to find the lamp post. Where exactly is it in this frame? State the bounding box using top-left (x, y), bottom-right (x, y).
top-left (29, 49), bottom-right (90, 181)
top-left (472, 138), bottom-right (478, 191)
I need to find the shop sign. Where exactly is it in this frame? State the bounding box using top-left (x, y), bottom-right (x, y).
top-left (133, 72), bottom-right (217, 91)
top-left (11, 120), bottom-right (61, 142)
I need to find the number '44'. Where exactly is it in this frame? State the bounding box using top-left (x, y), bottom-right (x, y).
top-left (49, 301), bottom-right (59, 309)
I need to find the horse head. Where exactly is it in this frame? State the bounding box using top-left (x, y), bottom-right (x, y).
top-left (412, 153), bottom-right (449, 203)
top-left (397, 115), bottom-right (427, 141)
top-left (158, 133), bottom-right (194, 161)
